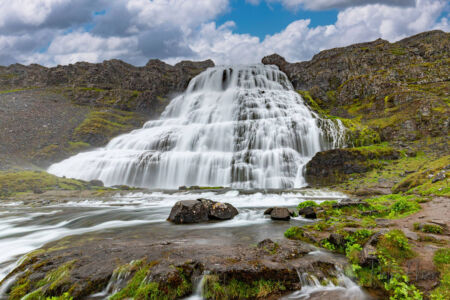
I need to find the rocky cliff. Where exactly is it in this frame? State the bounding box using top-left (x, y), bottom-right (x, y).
top-left (0, 59), bottom-right (214, 169)
top-left (263, 30), bottom-right (449, 142)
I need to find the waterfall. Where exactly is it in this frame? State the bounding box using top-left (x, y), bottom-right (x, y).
top-left (48, 64), bottom-right (345, 189)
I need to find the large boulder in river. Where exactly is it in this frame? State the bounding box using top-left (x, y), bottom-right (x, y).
top-left (168, 199), bottom-right (238, 224)
top-left (298, 206), bottom-right (317, 219)
top-left (168, 200), bottom-right (209, 224)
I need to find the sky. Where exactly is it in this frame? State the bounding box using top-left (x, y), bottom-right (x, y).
top-left (0, 0), bottom-right (448, 67)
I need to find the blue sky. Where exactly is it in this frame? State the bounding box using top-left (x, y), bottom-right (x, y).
top-left (217, 1), bottom-right (338, 39)
top-left (0, 0), bottom-right (448, 66)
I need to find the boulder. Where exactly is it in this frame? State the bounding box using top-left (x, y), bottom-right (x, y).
top-left (358, 231), bottom-right (385, 266)
top-left (89, 179), bottom-right (104, 187)
top-left (298, 207), bottom-right (317, 219)
top-left (270, 208), bottom-right (291, 221)
top-left (263, 208), bottom-right (274, 215)
top-left (208, 202), bottom-right (238, 220)
top-left (167, 200), bottom-right (209, 224)
top-left (168, 199), bottom-right (238, 224)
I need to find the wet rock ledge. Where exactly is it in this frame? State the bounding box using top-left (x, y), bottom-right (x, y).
top-left (1, 234), bottom-right (349, 300)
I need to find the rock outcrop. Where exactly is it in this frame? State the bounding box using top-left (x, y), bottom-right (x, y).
top-left (305, 145), bottom-right (401, 186)
top-left (263, 30), bottom-right (449, 142)
top-left (168, 199), bottom-right (238, 224)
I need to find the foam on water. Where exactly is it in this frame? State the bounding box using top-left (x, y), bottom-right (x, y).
top-left (48, 65), bottom-right (346, 189)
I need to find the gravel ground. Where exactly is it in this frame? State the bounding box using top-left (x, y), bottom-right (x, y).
top-left (0, 89), bottom-right (89, 169)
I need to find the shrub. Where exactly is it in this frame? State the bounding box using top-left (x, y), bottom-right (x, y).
top-left (297, 200), bottom-right (318, 210)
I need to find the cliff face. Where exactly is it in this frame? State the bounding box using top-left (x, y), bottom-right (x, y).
top-left (263, 30), bottom-right (449, 142)
top-left (0, 59), bottom-right (214, 169)
top-left (0, 59), bottom-right (214, 115)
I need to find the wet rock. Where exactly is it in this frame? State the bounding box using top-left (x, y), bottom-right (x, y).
top-left (208, 201), bottom-right (238, 220)
top-left (168, 200), bottom-right (209, 224)
top-left (298, 207), bottom-right (317, 219)
top-left (270, 207), bottom-right (291, 220)
top-left (257, 239), bottom-right (279, 252)
top-left (89, 179), bottom-right (104, 187)
top-left (432, 171), bottom-right (446, 183)
top-left (263, 207), bottom-right (273, 215)
top-left (332, 200), bottom-right (369, 208)
top-left (168, 199), bottom-right (238, 223)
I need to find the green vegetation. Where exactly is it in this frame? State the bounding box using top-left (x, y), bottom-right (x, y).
top-left (0, 170), bottom-right (91, 197)
top-left (297, 200), bottom-right (318, 210)
top-left (430, 248), bottom-right (450, 300)
top-left (414, 223), bottom-right (443, 234)
top-left (73, 109), bottom-right (145, 145)
top-left (394, 155), bottom-right (450, 196)
top-left (10, 260), bottom-right (77, 300)
top-left (284, 227), bottom-right (304, 240)
top-left (110, 261), bottom-right (192, 300)
top-left (202, 275), bottom-right (286, 299)
top-left (0, 88), bottom-right (29, 94)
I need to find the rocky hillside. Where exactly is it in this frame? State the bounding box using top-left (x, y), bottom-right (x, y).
top-left (263, 30), bottom-right (449, 142)
top-left (0, 59), bottom-right (213, 169)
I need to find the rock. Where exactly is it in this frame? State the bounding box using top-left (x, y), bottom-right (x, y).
top-left (263, 207), bottom-right (273, 215)
top-left (208, 201), bottom-right (238, 220)
top-left (89, 179), bottom-right (104, 187)
top-left (332, 201), bottom-right (369, 209)
top-left (432, 171), bottom-right (446, 183)
top-left (32, 187), bottom-right (44, 194)
top-left (270, 207), bottom-right (291, 221)
top-left (328, 233), bottom-right (346, 248)
top-left (257, 239), bottom-right (278, 252)
top-left (359, 231), bottom-right (384, 266)
top-left (298, 207), bottom-right (317, 219)
top-left (167, 200), bottom-right (209, 224)
top-left (168, 199), bottom-right (238, 224)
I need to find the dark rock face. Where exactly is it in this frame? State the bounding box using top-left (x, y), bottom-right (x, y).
top-left (199, 198), bottom-right (238, 220)
top-left (168, 199), bottom-right (238, 224)
top-left (298, 207), bottom-right (317, 219)
top-left (305, 147), bottom-right (401, 186)
top-left (269, 207), bottom-right (291, 220)
top-left (359, 231), bottom-right (384, 266)
top-left (167, 200), bottom-right (209, 224)
top-left (88, 179), bottom-right (104, 187)
top-left (263, 30), bottom-right (449, 142)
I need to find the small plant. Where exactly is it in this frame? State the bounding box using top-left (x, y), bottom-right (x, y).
top-left (322, 240), bottom-right (336, 251)
top-left (284, 227), bottom-right (304, 240)
top-left (346, 243), bottom-right (362, 264)
top-left (422, 224), bottom-right (443, 234)
top-left (297, 200), bottom-right (318, 210)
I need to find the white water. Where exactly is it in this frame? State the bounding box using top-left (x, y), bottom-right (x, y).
top-left (285, 270), bottom-right (368, 300)
top-left (48, 65), bottom-right (345, 189)
top-left (0, 190), bottom-right (346, 284)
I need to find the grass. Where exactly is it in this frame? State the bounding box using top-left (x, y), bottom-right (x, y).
top-left (430, 248), bottom-right (450, 300)
top-left (0, 170), bottom-right (91, 197)
top-left (202, 275), bottom-right (286, 299)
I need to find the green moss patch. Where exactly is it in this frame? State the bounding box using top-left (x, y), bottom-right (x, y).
top-left (430, 248), bottom-right (450, 300)
top-left (203, 275), bottom-right (286, 299)
top-left (0, 170), bottom-right (91, 197)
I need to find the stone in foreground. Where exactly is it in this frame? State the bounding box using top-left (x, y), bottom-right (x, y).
top-left (270, 207), bottom-right (291, 221)
top-left (167, 200), bottom-right (209, 224)
top-left (168, 199), bottom-right (238, 224)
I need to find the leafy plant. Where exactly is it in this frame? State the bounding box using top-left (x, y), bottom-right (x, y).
top-left (297, 200), bottom-right (318, 210)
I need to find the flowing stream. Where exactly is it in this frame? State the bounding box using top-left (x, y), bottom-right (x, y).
top-left (48, 64), bottom-right (345, 189)
top-left (0, 65), bottom-right (368, 299)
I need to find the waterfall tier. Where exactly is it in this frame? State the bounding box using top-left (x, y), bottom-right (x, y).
top-left (48, 65), bottom-right (345, 189)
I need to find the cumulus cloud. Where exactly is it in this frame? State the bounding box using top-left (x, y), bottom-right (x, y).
top-left (248, 0), bottom-right (416, 10)
top-left (0, 0), bottom-right (448, 67)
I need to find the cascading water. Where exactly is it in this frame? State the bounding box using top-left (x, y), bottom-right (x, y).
top-left (48, 65), bottom-right (346, 189)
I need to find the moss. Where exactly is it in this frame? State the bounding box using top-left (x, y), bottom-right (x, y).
top-left (284, 227), bottom-right (304, 240)
top-left (393, 155), bottom-right (450, 195)
top-left (421, 224), bottom-right (443, 234)
top-left (0, 170), bottom-right (90, 197)
top-left (390, 47), bottom-right (407, 56)
top-left (297, 200), bottom-right (318, 210)
top-left (110, 261), bottom-right (191, 300)
top-left (202, 275), bottom-right (286, 299)
top-left (365, 194), bottom-right (421, 219)
top-left (0, 88), bottom-right (28, 94)
top-left (430, 248), bottom-right (450, 300)
top-left (73, 109), bottom-right (145, 145)
top-left (36, 260), bottom-right (76, 294)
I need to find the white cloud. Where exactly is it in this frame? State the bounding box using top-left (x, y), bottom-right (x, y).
top-left (248, 0), bottom-right (416, 11)
top-left (0, 0), bottom-right (448, 66)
